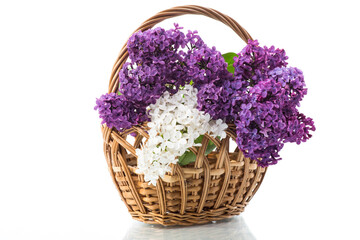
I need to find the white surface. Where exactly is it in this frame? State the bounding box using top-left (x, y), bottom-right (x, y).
top-left (0, 0), bottom-right (359, 239)
top-left (123, 216), bottom-right (255, 240)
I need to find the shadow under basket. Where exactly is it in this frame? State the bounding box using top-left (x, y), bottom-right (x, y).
top-left (101, 5), bottom-right (267, 226)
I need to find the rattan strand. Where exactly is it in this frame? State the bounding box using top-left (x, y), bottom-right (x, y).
top-left (101, 5), bottom-right (267, 226)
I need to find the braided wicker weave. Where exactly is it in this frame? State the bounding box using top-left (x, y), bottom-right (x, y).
top-left (101, 5), bottom-right (267, 226)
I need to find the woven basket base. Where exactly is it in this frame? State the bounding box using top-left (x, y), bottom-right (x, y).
top-left (130, 204), bottom-right (245, 226)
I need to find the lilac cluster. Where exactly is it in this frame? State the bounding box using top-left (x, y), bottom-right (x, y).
top-left (231, 42), bottom-right (315, 166)
top-left (195, 40), bottom-right (288, 123)
top-left (234, 75), bottom-right (311, 167)
top-left (233, 39), bottom-right (288, 89)
top-left (197, 40), bottom-right (285, 123)
top-left (120, 25), bottom-right (189, 106)
top-left (185, 46), bottom-right (232, 87)
top-left (94, 93), bottom-right (148, 131)
top-left (190, 47), bottom-right (235, 121)
top-left (193, 40), bottom-right (315, 166)
top-left (96, 24), bottom-right (233, 130)
top-left (196, 79), bottom-right (234, 121)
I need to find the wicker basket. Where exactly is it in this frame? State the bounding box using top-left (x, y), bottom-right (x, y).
top-left (101, 5), bottom-right (267, 226)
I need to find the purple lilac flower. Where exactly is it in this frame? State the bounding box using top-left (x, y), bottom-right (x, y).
top-left (184, 45), bottom-right (231, 88)
top-left (196, 40), bottom-right (289, 122)
top-left (269, 67), bottom-right (307, 107)
top-left (119, 63), bottom-right (168, 106)
top-left (97, 24), bottom-right (233, 130)
top-left (196, 79), bottom-right (234, 121)
top-left (191, 50), bottom-right (235, 121)
top-left (235, 80), bottom-right (284, 166)
top-left (127, 24), bottom-right (188, 66)
top-left (117, 24), bottom-right (237, 125)
top-left (94, 93), bottom-right (148, 132)
top-left (123, 24), bottom-right (191, 100)
top-left (233, 39), bottom-right (288, 91)
top-left (234, 67), bottom-right (315, 167)
top-left (187, 44), bottom-right (238, 121)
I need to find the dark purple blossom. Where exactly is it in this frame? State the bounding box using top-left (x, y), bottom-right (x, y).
top-left (189, 45), bottom-right (238, 121)
top-left (127, 24), bottom-right (187, 66)
top-left (119, 63), bottom-right (168, 106)
top-left (185, 45), bottom-right (231, 88)
top-left (196, 79), bottom-right (234, 121)
top-left (117, 23), bottom-right (237, 126)
top-left (94, 93), bottom-right (148, 131)
top-left (97, 24), bottom-right (231, 131)
top-left (233, 39), bottom-right (288, 91)
top-left (234, 67), bottom-right (315, 167)
top-left (283, 112), bottom-right (315, 144)
top-left (123, 24), bottom-right (192, 100)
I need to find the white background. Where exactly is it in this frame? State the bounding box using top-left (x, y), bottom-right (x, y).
top-left (1, 0), bottom-right (359, 239)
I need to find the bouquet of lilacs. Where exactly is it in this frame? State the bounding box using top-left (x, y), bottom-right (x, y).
top-left (95, 24), bottom-right (315, 185)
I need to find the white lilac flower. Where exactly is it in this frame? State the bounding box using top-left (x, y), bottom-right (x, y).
top-left (135, 85), bottom-right (228, 185)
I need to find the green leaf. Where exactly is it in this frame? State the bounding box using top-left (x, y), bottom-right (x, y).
top-left (194, 135), bottom-right (203, 144)
top-left (205, 139), bottom-right (216, 155)
top-left (222, 52), bottom-right (238, 74)
top-left (178, 151), bottom-right (196, 166)
top-left (178, 135), bottom-right (217, 166)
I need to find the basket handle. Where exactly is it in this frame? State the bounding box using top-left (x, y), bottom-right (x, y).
top-left (108, 5), bottom-right (253, 93)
